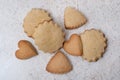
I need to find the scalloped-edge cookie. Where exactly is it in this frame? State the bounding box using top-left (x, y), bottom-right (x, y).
top-left (64, 7), bottom-right (87, 29)
top-left (46, 51), bottom-right (72, 74)
top-left (23, 8), bottom-right (52, 37)
top-left (32, 21), bottom-right (64, 53)
top-left (80, 29), bottom-right (107, 62)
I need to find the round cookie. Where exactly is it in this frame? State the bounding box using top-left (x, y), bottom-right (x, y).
top-left (80, 29), bottom-right (107, 62)
top-left (23, 8), bottom-right (52, 37)
top-left (32, 21), bottom-right (64, 53)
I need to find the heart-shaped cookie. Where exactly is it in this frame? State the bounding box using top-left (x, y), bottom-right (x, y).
top-left (63, 34), bottom-right (83, 56)
top-left (15, 40), bottom-right (38, 59)
top-left (46, 51), bottom-right (72, 74)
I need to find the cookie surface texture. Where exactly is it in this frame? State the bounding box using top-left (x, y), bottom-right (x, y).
top-left (80, 29), bottom-right (107, 62)
top-left (63, 34), bottom-right (83, 56)
top-left (46, 51), bottom-right (72, 74)
top-left (32, 21), bottom-right (64, 53)
top-left (15, 40), bottom-right (38, 59)
top-left (23, 8), bottom-right (52, 36)
top-left (64, 7), bottom-right (87, 29)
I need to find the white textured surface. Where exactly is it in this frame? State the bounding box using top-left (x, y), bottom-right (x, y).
top-left (0, 0), bottom-right (120, 80)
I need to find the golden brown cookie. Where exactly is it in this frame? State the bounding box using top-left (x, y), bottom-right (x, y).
top-left (80, 29), bottom-right (107, 62)
top-left (46, 51), bottom-right (72, 74)
top-left (32, 21), bottom-right (64, 53)
top-left (15, 40), bottom-right (38, 59)
top-left (23, 8), bottom-right (52, 37)
top-left (64, 7), bottom-right (87, 29)
top-left (63, 34), bottom-right (83, 56)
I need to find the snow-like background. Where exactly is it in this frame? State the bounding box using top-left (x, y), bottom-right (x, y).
top-left (0, 0), bottom-right (120, 80)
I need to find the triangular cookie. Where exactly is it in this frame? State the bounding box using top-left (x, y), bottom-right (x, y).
top-left (46, 51), bottom-right (72, 74)
top-left (64, 7), bottom-right (87, 29)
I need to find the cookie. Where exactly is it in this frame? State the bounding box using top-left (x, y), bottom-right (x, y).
top-left (15, 40), bottom-right (38, 59)
top-left (80, 29), bottom-right (107, 62)
top-left (32, 21), bottom-right (64, 53)
top-left (23, 8), bottom-right (52, 37)
top-left (63, 34), bottom-right (83, 56)
top-left (46, 51), bottom-right (72, 74)
top-left (64, 7), bottom-right (87, 29)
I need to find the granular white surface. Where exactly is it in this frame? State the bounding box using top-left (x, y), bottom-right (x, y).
top-left (0, 0), bottom-right (120, 80)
